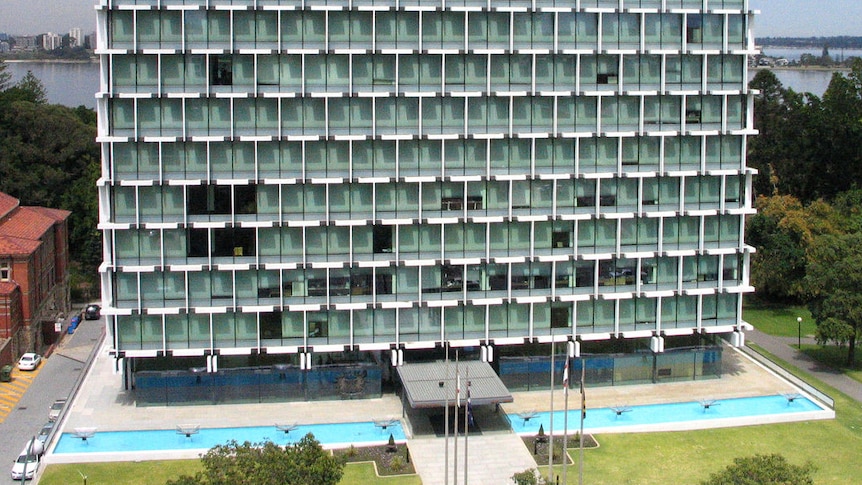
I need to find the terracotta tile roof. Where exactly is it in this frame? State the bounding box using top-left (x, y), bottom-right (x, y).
top-left (0, 207), bottom-right (60, 241)
top-left (0, 280), bottom-right (19, 295)
top-left (0, 235), bottom-right (41, 256)
top-left (26, 206), bottom-right (70, 222)
top-left (0, 192), bottom-right (19, 220)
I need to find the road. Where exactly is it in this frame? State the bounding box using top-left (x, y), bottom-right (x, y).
top-left (0, 312), bottom-right (103, 485)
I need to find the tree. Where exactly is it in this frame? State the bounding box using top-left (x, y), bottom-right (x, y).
top-left (0, 60), bottom-right (10, 91)
top-left (702, 454), bottom-right (816, 485)
top-left (746, 195), bottom-right (843, 302)
top-left (804, 232), bottom-right (862, 365)
top-left (165, 434), bottom-right (345, 485)
top-left (2, 70), bottom-right (47, 105)
top-left (0, 98), bottom-right (100, 276)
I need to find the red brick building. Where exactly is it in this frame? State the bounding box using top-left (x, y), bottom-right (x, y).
top-left (0, 191), bottom-right (71, 366)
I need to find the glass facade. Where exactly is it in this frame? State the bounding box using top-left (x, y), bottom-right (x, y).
top-left (97, 0), bottom-right (756, 364)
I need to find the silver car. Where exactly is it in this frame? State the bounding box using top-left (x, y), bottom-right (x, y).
top-left (48, 398), bottom-right (66, 422)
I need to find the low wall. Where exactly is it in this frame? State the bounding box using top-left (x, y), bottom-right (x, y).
top-left (0, 337), bottom-right (12, 367)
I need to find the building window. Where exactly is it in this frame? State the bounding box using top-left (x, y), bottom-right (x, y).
top-left (552, 231), bottom-right (572, 248)
top-left (686, 15), bottom-right (703, 43)
top-left (213, 228), bottom-right (256, 257)
top-left (188, 185), bottom-right (257, 215)
top-left (211, 55), bottom-right (233, 85)
top-left (187, 228), bottom-right (257, 257)
top-left (0, 263), bottom-right (9, 281)
top-left (551, 304), bottom-right (571, 328)
top-left (373, 225), bottom-right (393, 253)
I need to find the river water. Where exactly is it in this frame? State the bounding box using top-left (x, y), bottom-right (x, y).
top-left (1, 59), bottom-right (847, 110)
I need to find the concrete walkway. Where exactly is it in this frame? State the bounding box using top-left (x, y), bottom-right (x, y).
top-left (409, 433), bottom-right (536, 485)
top-left (746, 329), bottom-right (862, 403)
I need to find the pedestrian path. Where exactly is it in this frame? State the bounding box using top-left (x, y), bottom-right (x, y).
top-left (409, 433), bottom-right (536, 485)
top-left (0, 366), bottom-right (42, 424)
top-left (746, 329), bottom-right (862, 404)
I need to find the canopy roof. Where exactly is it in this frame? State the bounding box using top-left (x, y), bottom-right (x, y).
top-left (397, 360), bottom-right (513, 409)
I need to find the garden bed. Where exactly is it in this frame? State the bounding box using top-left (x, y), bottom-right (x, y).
top-left (334, 442), bottom-right (416, 477)
top-left (523, 433), bottom-right (599, 464)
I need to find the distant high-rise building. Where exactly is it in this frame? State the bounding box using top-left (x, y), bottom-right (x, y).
top-left (42, 32), bottom-right (62, 51)
top-left (96, 0), bottom-right (757, 402)
top-left (12, 36), bottom-right (37, 52)
top-left (70, 28), bottom-right (83, 48)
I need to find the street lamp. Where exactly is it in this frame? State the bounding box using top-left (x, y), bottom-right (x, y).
top-left (797, 317), bottom-right (803, 349)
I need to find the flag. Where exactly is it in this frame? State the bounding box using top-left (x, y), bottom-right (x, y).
top-left (456, 369), bottom-right (461, 408)
top-left (580, 377), bottom-right (586, 419)
top-left (562, 358), bottom-right (569, 388)
top-left (467, 387), bottom-right (475, 427)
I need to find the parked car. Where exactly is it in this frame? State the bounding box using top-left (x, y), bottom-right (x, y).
top-left (48, 398), bottom-right (67, 422)
top-left (37, 421), bottom-right (55, 444)
top-left (84, 304), bottom-right (101, 320)
top-left (17, 353), bottom-right (41, 371)
top-left (10, 439), bottom-right (42, 480)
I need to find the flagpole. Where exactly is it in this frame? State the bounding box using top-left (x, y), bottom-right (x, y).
top-left (463, 366), bottom-right (469, 485)
top-left (453, 350), bottom-right (459, 485)
top-left (562, 356), bottom-right (569, 485)
top-left (579, 359), bottom-right (586, 485)
top-left (548, 342), bottom-right (555, 481)
top-left (444, 343), bottom-right (449, 485)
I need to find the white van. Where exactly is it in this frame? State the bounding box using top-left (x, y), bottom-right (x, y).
top-left (10, 439), bottom-right (42, 480)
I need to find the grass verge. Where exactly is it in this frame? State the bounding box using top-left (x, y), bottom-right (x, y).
top-left (40, 459), bottom-right (420, 485)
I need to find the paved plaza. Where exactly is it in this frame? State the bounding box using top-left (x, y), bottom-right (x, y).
top-left (41, 334), bottom-right (832, 484)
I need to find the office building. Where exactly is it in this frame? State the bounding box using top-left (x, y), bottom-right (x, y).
top-left (96, 0), bottom-right (756, 403)
top-left (0, 191), bottom-right (71, 365)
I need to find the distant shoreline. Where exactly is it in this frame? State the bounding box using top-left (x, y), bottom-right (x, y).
top-left (1, 58), bottom-right (97, 64)
top-left (753, 66), bottom-right (850, 72)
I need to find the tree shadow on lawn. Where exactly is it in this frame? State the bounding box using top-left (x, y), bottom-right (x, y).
top-left (803, 345), bottom-right (862, 374)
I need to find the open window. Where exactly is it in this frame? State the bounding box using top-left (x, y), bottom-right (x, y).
top-left (552, 231), bottom-right (572, 248)
top-left (213, 228), bottom-right (256, 257)
top-left (373, 225), bottom-right (393, 253)
top-left (441, 265), bottom-right (464, 292)
top-left (551, 304), bottom-right (571, 329)
top-left (188, 184), bottom-right (257, 215)
top-left (260, 311), bottom-right (282, 339)
top-left (211, 55), bottom-right (233, 85)
top-left (187, 228), bottom-right (208, 257)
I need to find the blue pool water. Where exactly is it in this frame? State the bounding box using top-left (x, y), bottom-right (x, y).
top-left (508, 394), bottom-right (823, 435)
top-left (54, 420), bottom-right (405, 454)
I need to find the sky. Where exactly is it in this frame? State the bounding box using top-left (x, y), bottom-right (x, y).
top-left (0, 0), bottom-right (860, 38)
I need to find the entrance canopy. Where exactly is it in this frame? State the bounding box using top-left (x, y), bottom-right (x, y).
top-left (397, 361), bottom-right (513, 409)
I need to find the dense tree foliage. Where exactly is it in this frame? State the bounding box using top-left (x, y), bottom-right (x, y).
top-left (749, 60), bottom-right (862, 203)
top-left (0, 60), bottom-right (101, 286)
top-left (805, 237), bottom-right (862, 365)
top-left (165, 435), bottom-right (345, 485)
top-left (702, 454), bottom-right (816, 485)
top-left (747, 64), bottom-right (862, 366)
top-left (0, 61), bottom-right (10, 91)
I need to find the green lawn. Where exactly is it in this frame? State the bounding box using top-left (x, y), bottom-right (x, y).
top-left (534, 305), bottom-right (862, 484)
top-left (39, 460), bottom-right (203, 485)
top-left (39, 460), bottom-right (420, 485)
top-left (741, 301), bottom-right (815, 338)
